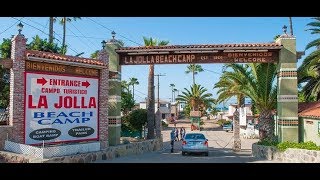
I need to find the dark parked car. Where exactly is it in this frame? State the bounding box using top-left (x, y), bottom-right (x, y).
top-left (181, 133), bottom-right (209, 156)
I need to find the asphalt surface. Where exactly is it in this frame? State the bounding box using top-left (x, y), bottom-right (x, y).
top-left (95, 119), bottom-right (278, 163)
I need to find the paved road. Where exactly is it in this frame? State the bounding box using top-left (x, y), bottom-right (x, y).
top-left (95, 119), bottom-right (277, 163)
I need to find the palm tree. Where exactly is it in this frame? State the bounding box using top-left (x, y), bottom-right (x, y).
top-left (121, 80), bottom-right (130, 93)
top-left (49, 17), bottom-right (55, 44)
top-left (129, 77), bottom-right (139, 100)
top-left (169, 84), bottom-right (175, 102)
top-left (298, 17), bottom-right (320, 100)
top-left (185, 64), bottom-right (204, 85)
top-left (59, 17), bottom-right (81, 54)
top-left (214, 63), bottom-right (277, 140)
top-left (213, 65), bottom-right (246, 107)
top-left (143, 36), bottom-right (169, 139)
top-left (176, 84), bottom-right (215, 116)
top-left (289, 17), bottom-right (293, 36)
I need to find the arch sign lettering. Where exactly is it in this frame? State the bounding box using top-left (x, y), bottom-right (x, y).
top-left (116, 44), bottom-right (281, 65)
top-left (24, 61), bottom-right (99, 144)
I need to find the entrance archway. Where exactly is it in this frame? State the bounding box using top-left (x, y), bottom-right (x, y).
top-left (105, 33), bottom-right (298, 145)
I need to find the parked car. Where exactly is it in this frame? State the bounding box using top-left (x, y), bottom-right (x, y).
top-left (222, 122), bottom-right (233, 132)
top-left (181, 133), bottom-right (209, 156)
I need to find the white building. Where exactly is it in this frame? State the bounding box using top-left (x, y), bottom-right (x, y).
top-left (225, 104), bottom-right (254, 123)
top-left (139, 99), bottom-right (171, 119)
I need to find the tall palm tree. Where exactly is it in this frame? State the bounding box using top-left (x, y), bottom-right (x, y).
top-left (49, 17), bottom-right (55, 44)
top-left (185, 64), bottom-right (204, 85)
top-left (289, 17), bottom-right (293, 36)
top-left (143, 36), bottom-right (169, 139)
top-left (60, 17), bottom-right (81, 54)
top-left (176, 84), bottom-right (215, 116)
top-left (298, 17), bottom-right (320, 100)
top-left (214, 63), bottom-right (277, 140)
top-left (129, 77), bottom-right (139, 100)
top-left (214, 65), bottom-right (246, 107)
top-left (169, 84), bottom-right (175, 102)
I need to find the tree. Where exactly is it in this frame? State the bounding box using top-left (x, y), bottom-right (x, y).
top-left (298, 17), bottom-right (320, 101)
top-left (129, 77), bottom-right (139, 100)
top-left (176, 84), bottom-right (215, 117)
top-left (169, 84), bottom-right (175, 102)
top-left (127, 109), bottom-right (147, 134)
top-left (185, 64), bottom-right (204, 85)
top-left (213, 64), bottom-right (246, 106)
top-left (143, 36), bottom-right (169, 139)
top-left (90, 50), bottom-right (99, 59)
top-left (121, 88), bottom-right (135, 116)
top-left (49, 17), bottom-right (55, 44)
top-left (27, 35), bottom-right (62, 53)
top-left (121, 80), bottom-right (130, 93)
top-left (214, 63), bottom-right (277, 140)
top-left (289, 17), bottom-right (294, 36)
top-left (59, 17), bottom-right (81, 54)
top-left (0, 36), bottom-right (63, 108)
top-left (0, 38), bottom-right (11, 108)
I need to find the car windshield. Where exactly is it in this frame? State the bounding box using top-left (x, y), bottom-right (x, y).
top-left (185, 134), bottom-right (205, 139)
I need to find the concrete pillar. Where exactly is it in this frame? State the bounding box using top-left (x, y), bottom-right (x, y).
top-left (233, 108), bottom-right (241, 151)
top-left (276, 34), bottom-right (298, 142)
top-left (9, 34), bottom-right (27, 143)
top-left (97, 48), bottom-right (109, 149)
top-left (106, 39), bottom-right (121, 146)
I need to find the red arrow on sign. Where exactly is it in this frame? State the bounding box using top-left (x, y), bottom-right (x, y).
top-left (82, 81), bottom-right (90, 88)
top-left (37, 77), bottom-right (47, 86)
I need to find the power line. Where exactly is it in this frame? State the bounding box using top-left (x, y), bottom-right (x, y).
top-left (0, 17), bottom-right (24, 35)
top-left (86, 17), bottom-right (143, 46)
top-left (65, 25), bottom-right (95, 54)
top-left (22, 17), bottom-right (80, 55)
top-left (69, 22), bottom-right (100, 50)
top-left (203, 68), bottom-right (222, 75)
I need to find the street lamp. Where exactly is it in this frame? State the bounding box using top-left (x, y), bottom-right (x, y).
top-left (282, 25), bottom-right (287, 34)
top-left (17, 22), bottom-right (23, 34)
top-left (101, 40), bottom-right (106, 49)
top-left (111, 31), bottom-right (116, 40)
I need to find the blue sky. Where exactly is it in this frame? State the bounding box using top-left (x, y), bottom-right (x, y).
top-left (0, 17), bottom-right (316, 105)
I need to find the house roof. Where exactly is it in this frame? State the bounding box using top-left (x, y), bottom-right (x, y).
top-left (25, 50), bottom-right (107, 66)
top-left (116, 43), bottom-right (282, 53)
top-left (298, 102), bottom-right (320, 118)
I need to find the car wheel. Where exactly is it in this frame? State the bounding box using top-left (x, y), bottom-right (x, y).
top-left (182, 152), bottom-right (186, 156)
top-left (204, 152), bottom-right (209, 156)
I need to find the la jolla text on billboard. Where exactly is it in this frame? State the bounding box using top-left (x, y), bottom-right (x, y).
top-left (119, 51), bottom-right (279, 65)
top-left (25, 63), bottom-right (99, 145)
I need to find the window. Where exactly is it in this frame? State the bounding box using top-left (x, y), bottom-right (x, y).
top-left (160, 104), bottom-right (167, 107)
top-left (162, 114), bottom-right (166, 119)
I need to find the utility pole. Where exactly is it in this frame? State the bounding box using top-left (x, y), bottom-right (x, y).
top-left (154, 73), bottom-right (166, 138)
top-left (155, 74), bottom-right (166, 111)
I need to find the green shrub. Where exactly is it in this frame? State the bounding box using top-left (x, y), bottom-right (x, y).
top-left (277, 141), bottom-right (320, 152)
top-left (257, 139), bottom-right (279, 146)
top-left (257, 139), bottom-right (320, 152)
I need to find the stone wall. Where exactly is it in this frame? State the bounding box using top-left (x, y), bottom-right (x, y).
top-left (0, 138), bottom-right (162, 163)
top-left (252, 143), bottom-right (320, 163)
top-left (0, 126), bottom-right (13, 150)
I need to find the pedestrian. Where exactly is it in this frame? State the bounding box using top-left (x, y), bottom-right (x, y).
top-left (170, 128), bottom-right (175, 153)
top-left (180, 127), bottom-right (186, 141)
top-left (180, 127), bottom-right (184, 141)
top-left (175, 128), bottom-right (179, 141)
